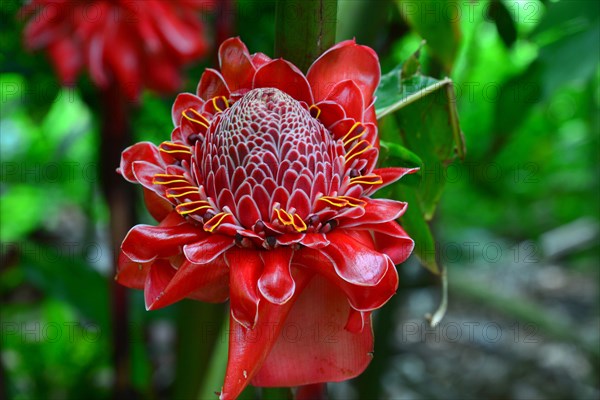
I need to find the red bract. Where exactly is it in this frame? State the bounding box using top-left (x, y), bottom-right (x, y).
top-left (21, 0), bottom-right (214, 100)
top-left (117, 37), bottom-right (416, 399)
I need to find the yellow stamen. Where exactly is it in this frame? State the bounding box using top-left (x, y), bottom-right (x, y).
top-left (319, 195), bottom-right (366, 208)
top-left (159, 142), bottom-right (192, 155)
top-left (349, 174), bottom-right (383, 185)
top-left (274, 208), bottom-right (294, 226)
top-left (344, 140), bottom-right (372, 165)
top-left (318, 196), bottom-right (349, 208)
top-left (212, 96), bottom-right (229, 112)
top-left (203, 212), bottom-right (231, 232)
top-left (152, 173), bottom-right (188, 185)
top-left (182, 108), bottom-right (209, 128)
top-left (309, 104), bottom-right (321, 119)
top-left (338, 196), bottom-right (367, 207)
top-left (292, 214), bottom-right (307, 232)
top-left (341, 122), bottom-right (365, 146)
top-left (175, 201), bottom-right (211, 215)
top-left (166, 186), bottom-right (200, 198)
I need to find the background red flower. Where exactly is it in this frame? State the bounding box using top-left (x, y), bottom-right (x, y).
top-left (21, 0), bottom-right (215, 99)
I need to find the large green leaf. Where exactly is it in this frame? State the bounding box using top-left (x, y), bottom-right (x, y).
top-left (375, 62), bottom-right (440, 119)
top-left (379, 140), bottom-right (423, 170)
top-left (376, 52), bottom-right (465, 219)
top-left (487, 0), bottom-right (518, 48)
top-left (394, 187), bottom-right (439, 274)
top-left (20, 241), bottom-right (110, 328)
top-left (375, 50), bottom-right (465, 274)
top-left (482, 0), bottom-right (599, 160)
top-left (396, 0), bottom-right (462, 71)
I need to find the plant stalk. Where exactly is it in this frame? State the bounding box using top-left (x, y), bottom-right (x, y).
top-left (275, 0), bottom-right (338, 72)
top-left (100, 85), bottom-right (136, 399)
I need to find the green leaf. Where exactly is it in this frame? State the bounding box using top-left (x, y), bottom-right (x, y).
top-left (379, 140), bottom-right (423, 169)
top-left (374, 62), bottom-right (439, 118)
top-left (401, 46), bottom-right (422, 79)
top-left (375, 50), bottom-right (466, 275)
top-left (336, 0), bottom-right (393, 44)
top-left (396, 0), bottom-right (462, 71)
top-left (532, 0), bottom-right (599, 39)
top-left (488, 0), bottom-right (518, 48)
top-left (482, 2), bottom-right (599, 159)
top-left (0, 185), bottom-right (50, 242)
top-left (19, 241), bottom-right (110, 329)
top-left (376, 51), bottom-right (465, 220)
top-left (394, 186), bottom-right (439, 274)
top-left (196, 315), bottom-right (228, 400)
top-left (174, 302), bottom-right (226, 400)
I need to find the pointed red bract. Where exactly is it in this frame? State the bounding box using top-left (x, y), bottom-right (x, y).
top-left (253, 60), bottom-right (314, 104)
top-left (144, 259), bottom-right (177, 310)
top-left (325, 80), bottom-right (364, 121)
top-left (218, 37), bottom-right (256, 92)
top-left (197, 69), bottom-right (230, 100)
top-left (116, 252), bottom-right (149, 290)
top-left (226, 249), bottom-right (263, 329)
top-left (121, 221), bottom-right (199, 263)
top-left (323, 230), bottom-right (389, 286)
top-left (149, 258), bottom-right (229, 310)
top-left (307, 39), bottom-right (380, 104)
top-left (258, 248), bottom-right (295, 305)
top-left (252, 275), bottom-right (373, 386)
top-left (220, 268), bottom-right (314, 400)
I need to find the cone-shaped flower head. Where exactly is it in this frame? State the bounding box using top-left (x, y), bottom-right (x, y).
top-left (117, 37), bottom-right (416, 399)
top-left (21, 0), bottom-right (214, 99)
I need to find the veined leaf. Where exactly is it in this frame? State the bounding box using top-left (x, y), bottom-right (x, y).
top-left (376, 51), bottom-right (465, 219)
top-left (396, 0), bottom-right (462, 71)
top-left (376, 49), bottom-right (466, 275)
top-left (379, 140), bottom-right (423, 168)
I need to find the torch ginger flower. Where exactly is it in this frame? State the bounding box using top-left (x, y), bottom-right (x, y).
top-left (117, 37), bottom-right (416, 399)
top-left (21, 0), bottom-right (214, 100)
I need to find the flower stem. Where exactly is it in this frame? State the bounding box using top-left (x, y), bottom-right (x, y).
top-left (174, 301), bottom-right (226, 399)
top-left (274, 0), bottom-right (338, 72)
top-left (262, 387), bottom-right (292, 400)
top-left (99, 85), bottom-right (135, 398)
top-left (196, 313), bottom-right (230, 400)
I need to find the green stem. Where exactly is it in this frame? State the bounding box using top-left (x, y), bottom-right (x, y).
top-left (336, 0), bottom-right (392, 47)
top-left (275, 0), bottom-right (338, 72)
top-left (174, 301), bottom-right (226, 399)
top-left (196, 314), bottom-right (230, 400)
top-left (262, 387), bottom-right (292, 400)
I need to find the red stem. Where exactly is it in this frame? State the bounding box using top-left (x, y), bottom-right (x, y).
top-left (100, 85), bottom-right (136, 398)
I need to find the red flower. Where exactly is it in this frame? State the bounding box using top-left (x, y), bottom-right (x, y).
top-left (117, 37), bottom-right (416, 398)
top-left (21, 0), bottom-right (214, 99)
